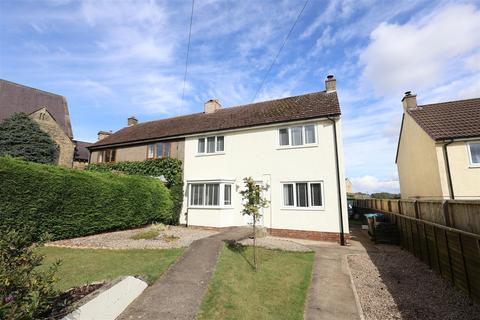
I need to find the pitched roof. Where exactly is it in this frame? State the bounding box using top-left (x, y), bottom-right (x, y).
top-left (0, 79), bottom-right (73, 138)
top-left (73, 140), bottom-right (92, 162)
top-left (408, 98), bottom-right (480, 141)
top-left (89, 91), bottom-right (341, 149)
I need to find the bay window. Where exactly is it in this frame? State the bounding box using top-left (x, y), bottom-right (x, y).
top-left (189, 182), bottom-right (233, 208)
top-left (198, 136), bottom-right (225, 154)
top-left (278, 124), bottom-right (317, 147)
top-left (282, 181), bottom-right (323, 208)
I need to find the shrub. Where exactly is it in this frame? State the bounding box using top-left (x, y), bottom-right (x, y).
top-left (0, 228), bottom-right (60, 319)
top-left (0, 113), bottom-right (58, 164)
top-left (86, 159), bottom-right (183, 224)
top-left (0, 157), bottom-right (173, 240)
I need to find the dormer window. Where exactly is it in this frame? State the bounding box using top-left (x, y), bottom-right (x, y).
top-left (198, 136), bottom-right (224, 154)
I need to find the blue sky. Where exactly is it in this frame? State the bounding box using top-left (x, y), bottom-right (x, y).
top-left (1, 0), bottom-right (479, 193)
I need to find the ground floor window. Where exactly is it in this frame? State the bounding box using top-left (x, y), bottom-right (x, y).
top-left (98, 149), bottom-right (116, 163)
top-left (189, 181), bottom-right (233, 208)
top-left (282, 181), bottom-right (323, 208)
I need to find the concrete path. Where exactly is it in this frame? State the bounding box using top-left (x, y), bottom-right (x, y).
top-left (304, 231), bottom-right (368, 320)
top-left (118, 227), bottom-right (253, 320)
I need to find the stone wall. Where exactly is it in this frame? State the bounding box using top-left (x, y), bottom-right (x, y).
top-left (30, 108), bottom-right (75, 167)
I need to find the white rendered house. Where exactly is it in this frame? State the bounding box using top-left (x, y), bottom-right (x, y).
top-left (89, 75), bottom-right (349, 243)
top-left (181, 76), bottom-right (349, 243)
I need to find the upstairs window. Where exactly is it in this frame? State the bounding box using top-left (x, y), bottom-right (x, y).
top-left (468, 142), bottom-right (480, 166)
top-left (282, 181), bottom-right (323, 208)
top-left (147, 142), bottom-right (170, 159)
top-left (98, 149), bottom-right (116, 163)
top-left (278, 125), bottom-right (316, 147)
top-left (198, 136), bottom-right (224, 154)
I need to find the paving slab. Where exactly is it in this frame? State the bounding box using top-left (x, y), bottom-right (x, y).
top-left (117, 226), bottom-right (252, 320)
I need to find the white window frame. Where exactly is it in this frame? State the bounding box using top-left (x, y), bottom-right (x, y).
top-left (280, 181), bottom-right (325, 210)
top-left (197, 135), bottom-right (225, 156)
top-left (467, 141), bottom-right (480, 167)
top-left (188, 180), bottom-right (234, 209)
top-left (277, 124), bottom-right (318, 149)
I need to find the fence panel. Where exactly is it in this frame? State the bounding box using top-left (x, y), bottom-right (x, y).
top-left (400, 200), bottom-right (416, 217)
top-left (417, 200), bottom-right (445, 225)
top-left (448, 201), bottom-right (480, 235)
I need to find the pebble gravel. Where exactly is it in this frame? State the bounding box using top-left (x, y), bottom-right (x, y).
top-left (348, 246), bottom-right (480, 320)
top-left (47, 225), bottom-right (218, 249)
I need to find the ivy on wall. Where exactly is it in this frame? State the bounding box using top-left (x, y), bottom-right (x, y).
top-left (0, 157), bottom-right (173, 240)
top-left (86, 158), bottom-right (184, 224)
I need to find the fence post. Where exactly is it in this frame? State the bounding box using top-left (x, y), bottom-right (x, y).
top-left (444, 230), bottom-right (455, 286)
top-left (458, 233), bottom-right (471, 298)
top-left (443, 200), bottom-right (451, 227)
top-left (414, 200), bottom-right (420, 219)
top-left (423, 223), bottom-right (432, 268)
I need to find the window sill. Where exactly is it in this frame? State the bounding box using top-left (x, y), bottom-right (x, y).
top-left (188, 206), bottom-right (234, 210)
top-left (280, 206), bottom-right (325, 211)
top-left (277, 144), bottom-right (318, 150)
top-left (468, 164), bottom-right (480, 168)
top-left (195, 152), bottom-right (226, 157)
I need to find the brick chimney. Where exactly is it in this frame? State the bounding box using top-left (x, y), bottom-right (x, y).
top-left (128, 116), bottom-right (138, 126)
top-left (97, 130), bottom-right (112, 141)
top-left (325, 75), bottom-right (336, 93)
top-left (402, 91), bottom-right (417, 111)
top-left (204, 99), bottom-right (221, 113)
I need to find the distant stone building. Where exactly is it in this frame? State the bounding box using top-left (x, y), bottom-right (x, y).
top-left (0, 79), bottom-right (90, 167)
top-left (73, 140), bottom-right (92, 169)
top-left (345, 178), bottom-right (353, 194)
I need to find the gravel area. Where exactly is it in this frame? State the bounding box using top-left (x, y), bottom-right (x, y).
top-left (47, 226), bottom-right (218, 249)
top-left (348, 246), bottom-right (480, 320)
top-left (238, 236), bottom-right (313, 252)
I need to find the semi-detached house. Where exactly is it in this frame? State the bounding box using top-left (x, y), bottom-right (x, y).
top-left (88, 75), bottom-right (349, 243)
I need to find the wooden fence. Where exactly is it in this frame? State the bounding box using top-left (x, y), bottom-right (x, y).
top-left (353, 199), bottom-right (480, 304)
top-left (354, 199), bottom-right (480, 234)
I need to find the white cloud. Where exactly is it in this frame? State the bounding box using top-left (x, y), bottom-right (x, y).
top-left (351, 175), bottom-right (399, 194)
top-left (360, 4), bottom-right (480, 96)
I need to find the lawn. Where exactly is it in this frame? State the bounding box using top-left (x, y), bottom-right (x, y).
top-left (197, 244), bottom-right (315, 320)
top-left (37, 246), bottom-right (184, 291)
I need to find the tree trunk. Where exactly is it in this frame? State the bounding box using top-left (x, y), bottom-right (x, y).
top-left (253, 216), bottom-right (257, 271)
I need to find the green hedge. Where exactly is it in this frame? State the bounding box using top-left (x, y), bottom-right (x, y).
top-left (86, 158), bottom-right (183, 225)
top-left (0, 157), bottom-right (173, 240)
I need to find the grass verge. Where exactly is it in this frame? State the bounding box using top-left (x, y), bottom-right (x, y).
top-left (197, 244), bottom-right (314, 320)
top-left (37, 247), bottom-right (183, 291)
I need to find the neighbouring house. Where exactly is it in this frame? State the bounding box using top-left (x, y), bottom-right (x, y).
top-left (0, 79), bottom-right (89, 167)
top-left (345, 178), bottom-right (353, 194)
top-left (88, 75), bottom-right (349, 243)
top-left (73, 140), bottom-right (92, 169)
top-left (396, 92), bottom-right (480, 200)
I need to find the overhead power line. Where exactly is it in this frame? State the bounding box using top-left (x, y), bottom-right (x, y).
top-left (180, 0), bottom-right (195, 115)
top-left (251, 0), bottom-right (310, 103)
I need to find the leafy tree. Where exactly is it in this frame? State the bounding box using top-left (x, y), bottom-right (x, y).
top-left (0, 228), bottom-right (60, 319)
top-left (240, 177), bottom-right (269, 271)
top-left (0, 112), bottom-right (58, 164)
top-left (370, 192), bottom-right (401, 199)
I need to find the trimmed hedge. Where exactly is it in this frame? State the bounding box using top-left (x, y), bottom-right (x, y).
top-left (86, 159), bottom-right (183, 225)
top-left (0, 157), bottom-right (173, 240)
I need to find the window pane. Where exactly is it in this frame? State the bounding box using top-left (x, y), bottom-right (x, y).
top-left (206, 184), bottom-right (220, 206)
top-left (110, 149), bottom-right (116, 162)
top-left (279, 128), bottom-right (289, 146)
top-left (470, 143), bottom-right (480, 164)
top-left (310, 183), bottom-right (322, 206)
top-left (207, 137), bottom-right (216, 153)
top-left (305, 125), bottom-right (316, 144)
top-left (191, 184), bottom-right (204, 206)
top-left (156, 143), bottom-right (163, 158)
top-left (283, 184), bottom-right (294, 206)
top-left (198, 138), bottom-right (205, 153)
top-left (98, 151), bottom-right (103, 163)
top-left (296, 183), bottom-right (308, 207)
top-left (216, 136), bottom-right (224, 152)
top-left (164, 143), bottom-right (170, 158)
top-left (291, 126), bottom-right (303, 146)
top-left (148, 144), bottom-right (154, 158)
top-left (224, 184), bottom-right (232, 205)
top-left (105, 150), bottom-right (111, 163)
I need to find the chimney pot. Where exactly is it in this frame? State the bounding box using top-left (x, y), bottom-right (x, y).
top-left (204, 99), bottom-right (222, 113)
top-left (402, 91), bottom-right (417, 111)
top-left (128, 116), bottom-right (138, 126)
top-left (325, 75), bottom-right (336, 93)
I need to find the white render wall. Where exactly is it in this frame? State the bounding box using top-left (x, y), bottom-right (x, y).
top-left (180, 118), bottom-right (349, 234)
